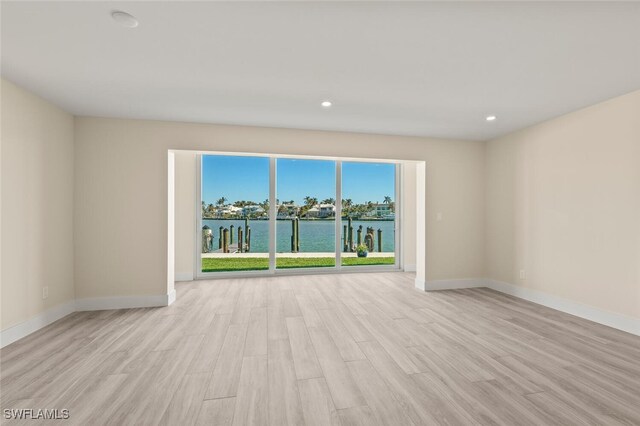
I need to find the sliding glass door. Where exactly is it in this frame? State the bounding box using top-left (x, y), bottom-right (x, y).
top-left (200, 155), bottom-right (270, 273)
top-left (341, 162), bottom-right (397, 267)
top-left (198, 154), bottom-right (399, 276)
top-left (275, 159), bottom-right (336, 269)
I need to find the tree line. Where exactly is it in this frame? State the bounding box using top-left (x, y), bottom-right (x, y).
top-left (202, 196), bottom-right (394, 219)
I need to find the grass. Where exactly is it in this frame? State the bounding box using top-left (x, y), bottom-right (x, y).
top-left (201, 256), bottom-right (395, 272)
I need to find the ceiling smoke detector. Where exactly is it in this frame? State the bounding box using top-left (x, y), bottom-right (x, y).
top-left (111, 11), bottom-right (139, 28)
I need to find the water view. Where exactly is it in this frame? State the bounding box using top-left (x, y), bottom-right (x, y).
top-left (202, 219), bottom-right (396, 253)
top-left (200, 155), bottom-right (397, 272)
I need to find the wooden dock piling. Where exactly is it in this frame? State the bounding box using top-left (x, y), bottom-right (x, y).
top-left (223, 228), bottom-right (229, 253)
top-left (343, 225), bottom-right (348, 251)
top-left (244, 218), bottom-right (249, 250)
top-left (290, 218), bottom-right (300, 253)
top-left (365, 227), bottom-right (375, 251)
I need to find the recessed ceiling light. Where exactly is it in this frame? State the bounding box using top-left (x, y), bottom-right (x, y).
top-left (321, 101), bottom-right (332, 108)
top-left (486, 115), bottom-right (497, 121)
top-left (111, 11), bottom-right (139, 28)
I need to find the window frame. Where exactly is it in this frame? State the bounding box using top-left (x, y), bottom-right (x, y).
top-left (195, 152), bottom-right (402, 279)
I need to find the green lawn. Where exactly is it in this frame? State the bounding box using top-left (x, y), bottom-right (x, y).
top-left (201, 256), bottom-right (395, 272)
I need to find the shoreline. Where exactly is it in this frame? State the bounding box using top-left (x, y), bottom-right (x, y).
top-left (202, 252), bottom-right (394, 258)
top-left (201, 217), bottom-right (395, 221)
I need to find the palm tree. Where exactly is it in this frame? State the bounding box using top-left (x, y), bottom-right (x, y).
top-left (303, 196), bottom-right (318, 207)
top-left (217, 197), bottom-right (227, 206)
top-left (341, 198), bottom-right (352, 216)
top-left (366, 201), bottom-right (374, 217)
top-left (260, 198), bottom-right (270, 212)
top-left (321, 198), bottom-right (335, 205)
top-left (383, 196), bottom-right (392, 205)
top-left (300, 196), bottom-right (318, 218)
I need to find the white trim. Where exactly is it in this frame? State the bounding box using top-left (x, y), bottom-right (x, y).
top-left (412, 277), bottom-right (639, 336)
top-left (404, 264), bottom-right (416, 272)
top-left (415, 162), bottom-right (426, 287)
top-left (167, 289), bottom-right (177, 306)
top-left (268, 157), bottom-right (276, 272)
top-left (335, 161), bottom-right (342, 270)
top-left (424, 278), bottom-right (487, 291)
top-left (486, 279), bottom-right (640, 336)
top-left (1, 290), bottom-right (178, 348)
top-left (181, 149), bottom-right (402, 164)
top-left (75, 293), bottom-right (174, 311)
top-left (395, 163), bottom-right (401, 269)
top-left (197, 265), bottom-right (401, 280)
top-left (175, 272), bottom-right (194, 282)
top-left (194, 154), bottom-right (202, 278)
top-left (167, 151), bottom-right (176, 299)
top-left (1, 301), bottom-right (76, 348)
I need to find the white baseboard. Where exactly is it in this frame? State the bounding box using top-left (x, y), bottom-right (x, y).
top-left (1, 291), bottom-right (178, 348)
top-left (0, 301), bottom-right (76, 348)
top-left (404, 264), bottom-right (416, 272)
top-left (175, 272), bottom-right (194, 282)
top-left (76, 293), bottom-right (175, 311)
top-left (424, 278), bottom-right (486, 291)
top-left (486, 279), bottom-right (640, 336)
top-left (415, 277), bottom-right (639, 335)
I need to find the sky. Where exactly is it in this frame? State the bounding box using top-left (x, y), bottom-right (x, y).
top-left (202, 155), bottom-right (395, 206)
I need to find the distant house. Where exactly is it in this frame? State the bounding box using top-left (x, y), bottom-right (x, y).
top-left (318, 204), bottom-right (335, 218)
top-left (305, 206), bottom-right (320, 218)
top-left (216, 205), bottom-right (242, 217)
top-left (366, 203), bottom-right (393, 217)
top-left (306, 204), bottom-right (335, 218)
top-left (242, 205), bottom-right (265, 217)
top-left (277, 203), bottom-right (299, 219)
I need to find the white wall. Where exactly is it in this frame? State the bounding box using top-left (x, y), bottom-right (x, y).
top-left (486, 90), bottom-right (640, 320)
top-left (172, 153), bottom-right (419, 280)
top-left (74, 117), bottom-right (486, 300)
top-left (1, 79), bottom-right (75, 331)
top-left (4, 78), bottom-right (638, 339)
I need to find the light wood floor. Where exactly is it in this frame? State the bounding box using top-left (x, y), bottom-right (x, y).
top-left (2, 272), bottom-right (640, 425)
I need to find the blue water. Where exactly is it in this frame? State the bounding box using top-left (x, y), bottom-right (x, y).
top-left (202, 219), bottom-right (395, 253)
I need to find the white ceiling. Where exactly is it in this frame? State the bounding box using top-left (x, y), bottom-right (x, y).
top-left (2, 1), bottom-right (639, 141)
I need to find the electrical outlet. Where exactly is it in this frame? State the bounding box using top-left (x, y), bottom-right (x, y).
top-left (42, 286), bottom-right (49, 299)
top-left (519, 270), bottom-right (526, 280)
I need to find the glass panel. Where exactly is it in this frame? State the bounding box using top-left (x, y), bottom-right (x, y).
top-left (200, 155), bottom-right (270, 272)
top-left (341, 162), bottom-right (396, 267)
top-left (276, 159), bottom-right (336, 269)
